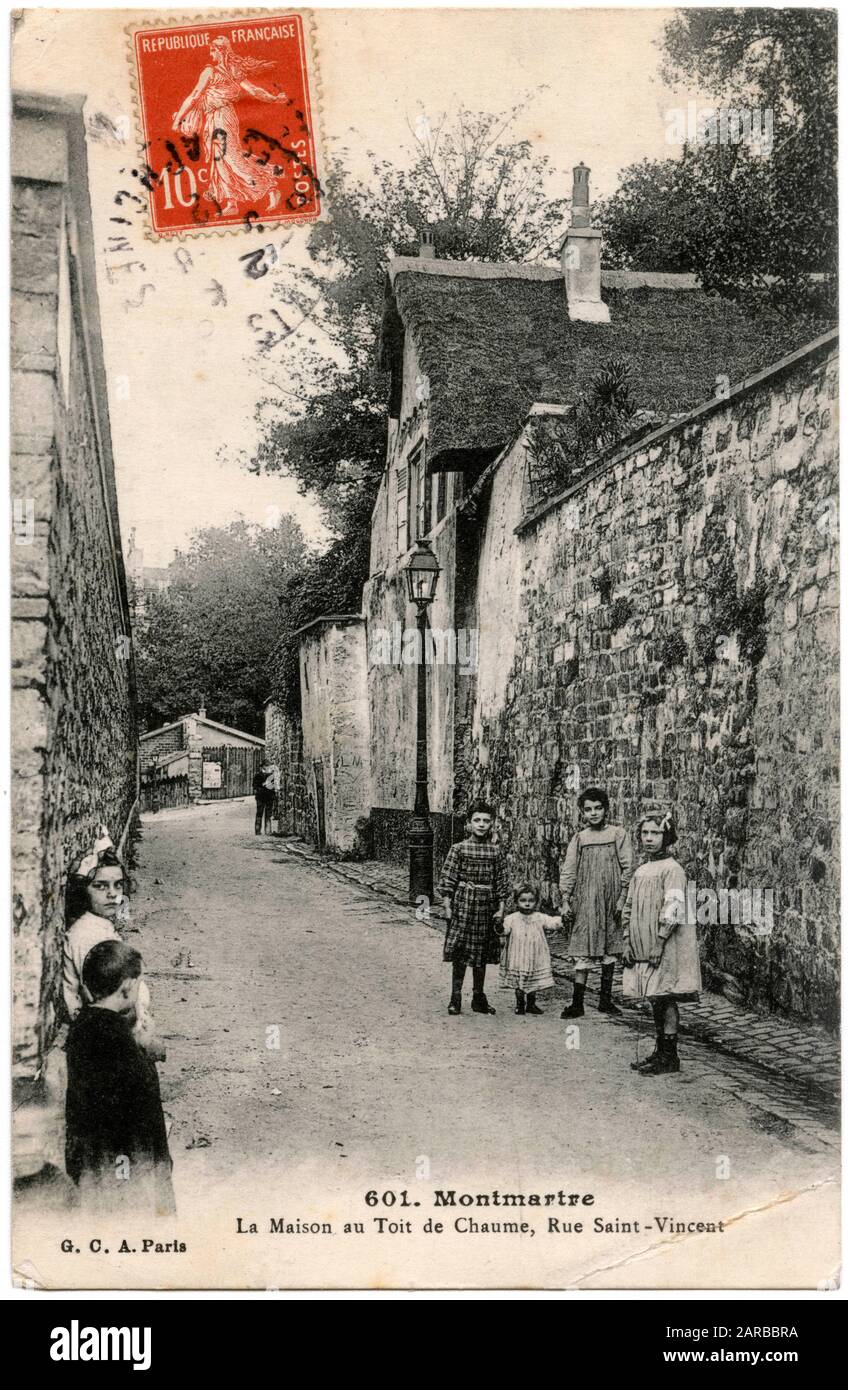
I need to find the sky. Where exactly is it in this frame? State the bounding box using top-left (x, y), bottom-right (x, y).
top-left (12, 5), bottom-right (688, 566)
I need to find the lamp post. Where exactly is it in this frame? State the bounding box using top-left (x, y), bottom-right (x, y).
top-left (404, 538), bottom-right (441, 904)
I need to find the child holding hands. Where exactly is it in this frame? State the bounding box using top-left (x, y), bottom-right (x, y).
top-left (65, 939), bottom-right (174, 1213)
top-left (559, 787), bottom-right (633, 1018)
top-left (498, 884), bottom-right (564, 1014)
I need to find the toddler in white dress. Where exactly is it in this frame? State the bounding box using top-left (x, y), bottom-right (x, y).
top-left (499, 884), bottom-right (565, 1015)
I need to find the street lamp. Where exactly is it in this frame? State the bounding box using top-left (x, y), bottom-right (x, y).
top-left (404, 538), bottom-right (441, 904)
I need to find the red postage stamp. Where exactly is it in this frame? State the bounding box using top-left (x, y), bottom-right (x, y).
top-left (130, 13), bottom-right (321, 236)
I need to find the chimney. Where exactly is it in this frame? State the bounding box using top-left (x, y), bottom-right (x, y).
top-left (418, 226), bottom-right (436, 260)
top-left (198, 705), bottom-right (206, 720)
top-left (562, 162), bottom-right (610, 324)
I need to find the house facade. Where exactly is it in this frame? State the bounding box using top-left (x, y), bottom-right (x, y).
top-left (140, 710), bottom-right (264, 802)
top-left (140, 709), bottom-right (265, 759)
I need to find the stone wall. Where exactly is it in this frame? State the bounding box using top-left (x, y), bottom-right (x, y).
top-left (464, 333), bottom-right (838, 1028)
top-left (12, 96), bottom-right (139, 1168)
top-left (264, 701), bottom-right (314, 840)
top-left (185, 718), bottom-right (204, 803)
top-left (298, 619), bottom-right (372, 853)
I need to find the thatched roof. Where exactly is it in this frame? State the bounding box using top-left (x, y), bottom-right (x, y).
top-left (381, 258), bottom-right (831, 471)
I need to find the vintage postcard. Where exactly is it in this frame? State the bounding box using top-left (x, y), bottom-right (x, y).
top-left (9, 6), bottom-right (840, 1292)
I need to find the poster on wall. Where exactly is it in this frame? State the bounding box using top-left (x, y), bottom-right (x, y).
top-left (202, 762), bottom-right (223, 790)
top-left (9, 5), bottom-right (839, 1302)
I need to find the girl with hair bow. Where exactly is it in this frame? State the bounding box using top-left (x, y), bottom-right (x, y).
top-left (621, 810), bottom-right (701, 1075)
top-left (62, 827), bottom-right (163, 1060)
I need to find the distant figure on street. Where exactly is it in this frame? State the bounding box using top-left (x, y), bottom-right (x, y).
top-left (65, 939), bottom-right (175, 1214)
top-left (622, 810), bottom-right (701, 1076)
top-left (253, 761), bottom-right (276, 835)
top-left (498, 883), bottom-right (565, 1015)
top-left (559, 787), bottom-right (633, 1019)
top-left (437, 801), bottom-right (507, 1016)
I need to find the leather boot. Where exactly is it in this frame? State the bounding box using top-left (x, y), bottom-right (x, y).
top-left (448, 963), bottom-right (465, 1015)
top-left (525, 993), bottom-right (544, 1015)
top-left (598, 962), bottom-right (622, 1014)
top-left (638, 1034), bottom-right (681, 1075)
top-left (471, 993), bottom-right (496, 1014)
top-left (561, 982), bottom-right (585, 1018)
top-left (631, 1032), bottom-right (662, 1070)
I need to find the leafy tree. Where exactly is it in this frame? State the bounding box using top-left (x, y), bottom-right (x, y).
top-left (267, 528), bottom-right (371, 712)
top-left (134, 518), bottom-right (307, 735)
top-left (596, 9), bottom-right (836, 309)
top-left (661, 8), bottom-right (835, 123)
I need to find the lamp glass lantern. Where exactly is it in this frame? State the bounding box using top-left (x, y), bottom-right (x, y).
top-left (405, 539), bottom-right (440, 606)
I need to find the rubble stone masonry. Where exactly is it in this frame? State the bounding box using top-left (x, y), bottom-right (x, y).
top-left (466, 332), bottom-right (838, 1027)
top-left (297, 617), bottom-right (371, 853)
top-left (264, 700), bottom-right (314, 841)
top-left (11, 98), bottom-right (138, 1152)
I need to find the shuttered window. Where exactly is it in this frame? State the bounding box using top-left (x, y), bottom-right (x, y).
top-left (436, 470), bottom-right (448, 524)
top-left (412, 445), bottom-right (431, 538)
top-left (396, 463), bottom-right (409, 554)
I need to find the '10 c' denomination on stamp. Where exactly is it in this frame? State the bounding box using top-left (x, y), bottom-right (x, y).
top-left (129, 12), bottom-right (321, 236)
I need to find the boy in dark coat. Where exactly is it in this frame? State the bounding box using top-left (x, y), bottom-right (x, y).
top-left (253, 762), bottom-right (276, 835)
top-left (65, 939), bottom-right (175, 1214)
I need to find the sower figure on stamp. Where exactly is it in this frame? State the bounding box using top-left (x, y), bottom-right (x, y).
top-left (559, 787), bottom-right (633, 1018)
top-left (438, 801), bottom-right (507, 1016)
top-left (172, 37), bottom-right (289, 217)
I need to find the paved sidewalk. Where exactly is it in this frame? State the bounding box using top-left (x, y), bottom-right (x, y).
top-left (274, 838), bottom-right (840, 1112)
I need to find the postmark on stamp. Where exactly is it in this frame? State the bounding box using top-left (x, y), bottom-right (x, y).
top-left (128, 12), bottom-right (321, 237)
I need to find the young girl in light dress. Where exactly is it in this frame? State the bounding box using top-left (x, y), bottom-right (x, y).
top-left (499, 884), bottom-right (565, 1015)
top-left (622, 810), bottom-right (701, 1075)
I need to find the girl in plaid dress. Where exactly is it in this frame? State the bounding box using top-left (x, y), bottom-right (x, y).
top-left (438, 802), bottom-right (508, 1016)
